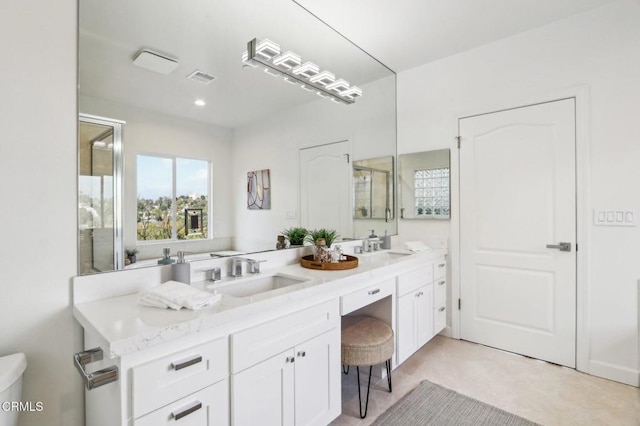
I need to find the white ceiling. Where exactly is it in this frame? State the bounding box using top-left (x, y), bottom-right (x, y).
top-left (295, 0), bottom-right (619, 72)
top-left (79, 0), bottom-right (619, 129)
top-left (79, 0), bottom-right (389, 129)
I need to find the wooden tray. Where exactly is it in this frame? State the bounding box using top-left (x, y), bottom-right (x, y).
top-left (300, 254), bottom-right (359, 270)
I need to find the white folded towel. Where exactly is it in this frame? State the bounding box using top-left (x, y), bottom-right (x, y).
top-left (140, 281), bottom-right (222, 311)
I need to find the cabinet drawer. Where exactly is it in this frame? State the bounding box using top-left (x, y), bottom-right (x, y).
top-left (434, 277), bottom-right (446, 305)
top-left (134, 381), bottom-right (228, 426)
top-left (341, 278), bottom-right (395, 315)
top-left (397, 265), bottom-right (432, 296)
top-left (434, 258), bottom-right (447, 280)
top-left (231, 299), bottom-right (338, 374)
top-left (132, 338), bottom-right (228, 418)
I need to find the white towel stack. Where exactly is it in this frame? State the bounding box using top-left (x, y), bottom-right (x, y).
top-left (140, 281), bottom-right (222, 310)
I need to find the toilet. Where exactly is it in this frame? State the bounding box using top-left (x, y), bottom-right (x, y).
top-left (0, 353), bottom-right (27, 426)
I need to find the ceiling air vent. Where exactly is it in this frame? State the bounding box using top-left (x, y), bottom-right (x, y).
top-left (187, 70), bottom-right (216, 84)
top-left (132, 50), bottom-right (179, 74)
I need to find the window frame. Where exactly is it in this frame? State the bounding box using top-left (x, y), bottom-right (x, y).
top-left (136, 153), bottom-right (212, 242)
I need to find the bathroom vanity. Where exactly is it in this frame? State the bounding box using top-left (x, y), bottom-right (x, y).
top-left (72, 246), bottom-right (447, 426)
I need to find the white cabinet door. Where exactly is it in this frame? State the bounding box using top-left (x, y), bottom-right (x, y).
top-left (416, 284), bottom-right (434, 348)
top-left (231, 349), bottom-right (295, 426)
top-left (294, 328), bottom-right (341, 426)
top-left (397, 291), bottom-right (417, 364)
top-left (397, 284), bottom-right (434, 364)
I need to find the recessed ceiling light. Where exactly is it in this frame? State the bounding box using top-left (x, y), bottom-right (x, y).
top-left (194, 99), bottom-right (206, 107)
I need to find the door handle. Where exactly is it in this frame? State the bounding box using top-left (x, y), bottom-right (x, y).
top-left (546, 242), bottom-right (571, 252)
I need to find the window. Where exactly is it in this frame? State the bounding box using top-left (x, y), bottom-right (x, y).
top-left (136, 155), bottom-right (210, 241)
top-left (414, 167), bottom-right (450, 218)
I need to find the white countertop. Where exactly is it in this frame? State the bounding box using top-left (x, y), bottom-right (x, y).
top-left (73, 249), bottom-right (447, 358)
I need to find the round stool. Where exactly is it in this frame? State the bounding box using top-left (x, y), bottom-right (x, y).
top-left (341, 315), bottom-right (394, 418)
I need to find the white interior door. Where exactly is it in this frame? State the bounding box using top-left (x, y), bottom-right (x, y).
top-left (300, 141), bottom-right (352, 237)
top-left (459, 99), bottom-right (576, 367)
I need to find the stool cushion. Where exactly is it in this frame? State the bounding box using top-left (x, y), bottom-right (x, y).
top-left (341, 315), bottom-right (394, 366)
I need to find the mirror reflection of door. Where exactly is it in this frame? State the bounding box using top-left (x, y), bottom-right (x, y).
top-left (300, 141), bottom-right (352, 240)
top-left (78, 114), bottom-right (124, 275)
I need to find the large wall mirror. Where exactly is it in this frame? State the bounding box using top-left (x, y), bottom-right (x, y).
top-left (77, 0), bottom-right (397, 274)
top-left (398, 149), bottom-right (451, 220)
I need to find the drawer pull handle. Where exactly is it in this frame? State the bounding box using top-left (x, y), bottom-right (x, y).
top-left (297, 351), bottom-right (306, 357)
top-left (438, 263), bottom-right (445, 268)
top-left (439, 307), bottom-right (445, 312)
top-left (368, 289), bottom-right (380, 295)
top-left (439, 280), bottom-right (445, 286)
top-left (286, 356), bottom-right (295, 363)
top-left (172, 400), bottom-right (202, 420)
top-left (171, 355), bottom-right (203, 371)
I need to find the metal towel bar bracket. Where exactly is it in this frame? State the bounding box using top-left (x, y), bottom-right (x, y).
top-left (73, 347), bottom-right (119, 390)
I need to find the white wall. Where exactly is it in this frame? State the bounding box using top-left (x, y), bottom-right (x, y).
top-left (0, 1), bottom-right (84, 425)
top-left (397, 0), bottom-right (640, 385)
top-left (79, 96), bottom-right (235, 261)
top-left (231, 75), bottom-right (397, 250)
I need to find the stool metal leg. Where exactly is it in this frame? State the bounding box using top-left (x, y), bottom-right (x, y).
top-left (385, 359), bottom-right (392, 392)
top-left (356, 365), bottom-right (373, 419)
top-left (342, 364), bottom-right (350, 375)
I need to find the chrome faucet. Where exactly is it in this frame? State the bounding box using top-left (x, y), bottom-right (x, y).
top-left (248, 259), bottom-right (267, 274)
top-left (362, 238), bottom-right (371, 253)
top-left (230, 257), bottom-right (250, 277)
top-left (230, 257), bottom-right (266, 277)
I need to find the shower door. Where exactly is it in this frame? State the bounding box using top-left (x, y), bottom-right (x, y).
top-left (78, 114), bottom-right (123, 274)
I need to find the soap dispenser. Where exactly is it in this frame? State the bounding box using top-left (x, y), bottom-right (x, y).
top-left (381, 230), bottom-right (392, 249)
top-left (171, 251), bottom-right (191, 284)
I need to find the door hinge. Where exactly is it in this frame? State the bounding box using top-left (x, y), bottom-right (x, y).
top-left (456, 136), bottom-right (461, 149)
top-left (575, 243), bottom-right (578, 252)
top-left (458, 298), bottom-right (461, 310)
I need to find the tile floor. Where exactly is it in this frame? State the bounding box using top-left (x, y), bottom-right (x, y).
top-left (332, 336), bottom-right (640, 425)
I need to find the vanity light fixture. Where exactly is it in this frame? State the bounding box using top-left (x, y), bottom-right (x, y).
top-left (243, 38), bottom-right (362, 105)
top-left (292, 62), bottom-right (319, 79)
top-left (272, 51), bottom-right (301, 69)
top-left (255, 39), bottom-right (280, 60)
top-left (326, 79), bottom-right (350, 93)
top-left (309, 70), bottom-right (335, 86)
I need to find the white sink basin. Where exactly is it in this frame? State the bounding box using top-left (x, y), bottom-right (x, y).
top-left (358, 250), bottom-right (413, 260)
top-left (210, 274), bottom-right (310, 298)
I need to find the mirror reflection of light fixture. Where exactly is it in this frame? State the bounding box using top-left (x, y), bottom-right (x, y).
top-left (243, 38), bottom-right (362, 105)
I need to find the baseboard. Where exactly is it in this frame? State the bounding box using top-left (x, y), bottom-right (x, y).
top-left (438, 325), bottom-right (453, 338)
top-left (588, 360), bottom-right (639, 387)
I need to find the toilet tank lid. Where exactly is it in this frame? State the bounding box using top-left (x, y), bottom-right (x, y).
top-left (0, 353), bottom-right (27, 392)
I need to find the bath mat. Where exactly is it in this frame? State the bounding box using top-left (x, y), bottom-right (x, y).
top-left (371, 380), bottom-right (540, 425)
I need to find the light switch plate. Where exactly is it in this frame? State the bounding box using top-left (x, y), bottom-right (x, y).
top-left (593, 209), bottom-right (636, 226)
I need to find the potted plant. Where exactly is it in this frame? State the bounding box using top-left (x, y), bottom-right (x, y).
top-left (304, 229), bottom-right (339, 262)
top-left (125, 248), bottom-right (139, 264)
top-left (281, 227), bottom-right (308, 246)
